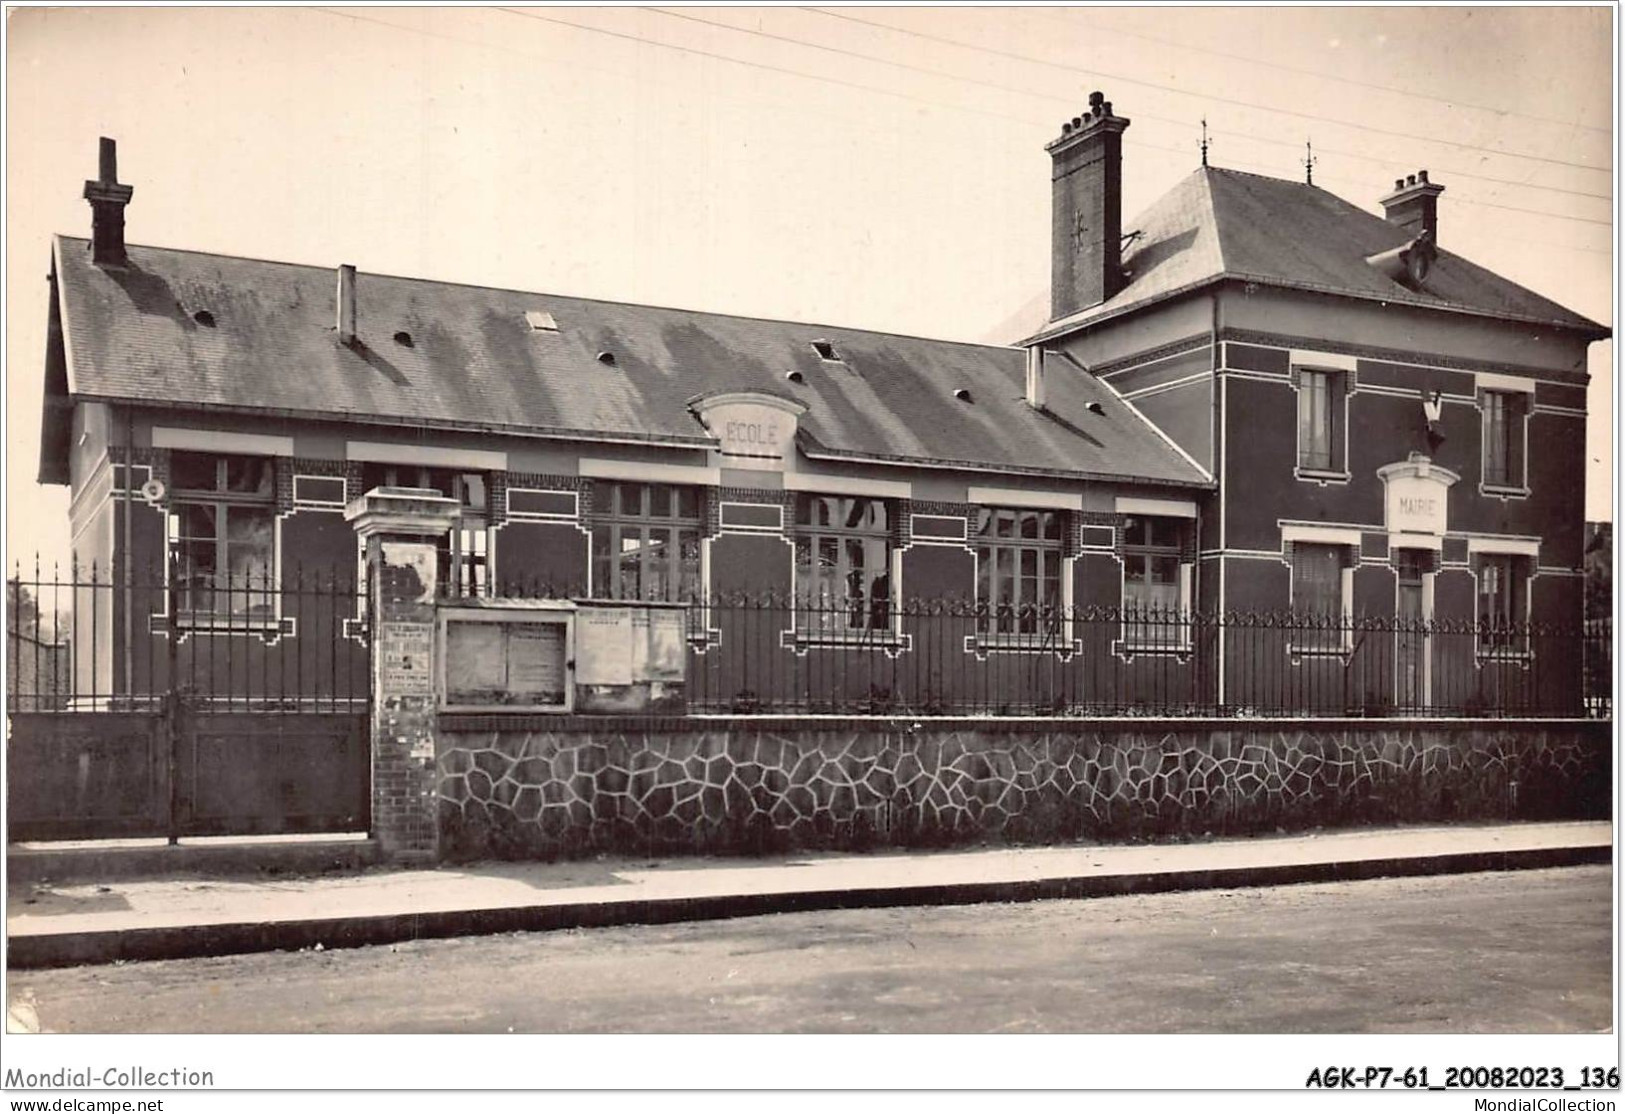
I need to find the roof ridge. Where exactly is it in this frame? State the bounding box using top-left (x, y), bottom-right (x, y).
top-left (53, 234), bottom-right (1022, 356)
top-left (1195, 167), bottom-right (1232, 276)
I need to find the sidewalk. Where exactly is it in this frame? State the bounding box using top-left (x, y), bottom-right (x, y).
top-left (6, 820), bottom-right (1611, 969)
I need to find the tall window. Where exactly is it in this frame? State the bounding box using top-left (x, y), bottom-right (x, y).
top-left (590, 482), bottom-right (703, 602)
top-left (1481, 390), bottom-right (1528, 491)
top-left (793, 495), bottom-right (892, 634)
top-left (1477, 553), bottom-right (1530, 654)
top-left (168, 451), bottom-right (276, 620)
top-left (1291, 541), bottom-right (1349, 651)
top-left (1296, 368), bottom-right (1346, 474)
top-left (361, 465), bottom-right (489, 596)
top-left (974, 507), bottom-right (1064, 637)
top-left (1121, 515), bottom-right (1188, 647)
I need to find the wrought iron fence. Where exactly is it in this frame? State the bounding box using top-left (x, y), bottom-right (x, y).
top-left (7, 564), bottom-right (1598, 719)
top-left (679, 594), bottom-right (1590, 718)
top-left (6, 561), bottom-right (369, 713)
top-left (1584, 615), bottom-right (1612, 719)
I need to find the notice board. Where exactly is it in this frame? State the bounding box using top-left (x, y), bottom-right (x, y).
top-left (442, 610), bottom-right (570, 710)
top-left (577, 604), bottom-right (687, 685)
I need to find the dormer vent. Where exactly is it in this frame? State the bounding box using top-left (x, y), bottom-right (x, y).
top-left (525, 310), bottom-right (558, 332)
top-left (786, 369), bottom-right (805, 384)
top-left (953, 388), bottom-right (973, 403)
top-left (1086, 401), bottom-right (1105, 415)
top-left (393, 331), bottom-right (414, 347)
top-left (811, 340), bottom-right (840, 362)
top-left (597, 351), bottom-right (617, 366)
top-left (192, 309), bottom-right (215, 328)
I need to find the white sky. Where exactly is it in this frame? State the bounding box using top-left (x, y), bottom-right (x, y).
top-left (5, 6), bottom-right (1615, 578)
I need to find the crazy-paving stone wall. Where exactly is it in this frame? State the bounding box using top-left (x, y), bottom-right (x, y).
top-left (435, 718), bottom-right (1610, 862)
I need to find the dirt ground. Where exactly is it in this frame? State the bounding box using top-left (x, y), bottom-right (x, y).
top-left (6, 866), bottom-right (1612, 1034)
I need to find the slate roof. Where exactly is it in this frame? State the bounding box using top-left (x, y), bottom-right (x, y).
top-left (45, 235), bottom-right (1209, 487)
top-left (1028, 167), bottom-right (1610, 342)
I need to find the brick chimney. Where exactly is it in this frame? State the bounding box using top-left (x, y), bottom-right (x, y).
top-left (1380, 170), bottom-right (1444, 242)
top-left (83, 137), bottom-right (134, 267)
top-left (1047, 92), bottom-right (1131, 320)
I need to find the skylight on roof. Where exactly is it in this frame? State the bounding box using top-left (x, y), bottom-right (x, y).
top-left (811, 340), bottom-right (840, 362)
top-left (525, 310), bottom-right (559, 332)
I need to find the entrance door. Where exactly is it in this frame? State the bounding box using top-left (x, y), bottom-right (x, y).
top-left (1395, 550), bottom-right (1430, 710)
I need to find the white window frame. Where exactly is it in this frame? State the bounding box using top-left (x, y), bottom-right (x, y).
top-left (1289, 352), bottom-right (1356, 484)
top-left (586, 480), bottom-right (707, 605)
top-left (1116, 514), bottom-right (1194, 654)
top-left (162, 451), bottom-right (289, 639)
top-left (1281, 524), bottom-right (1358, 655)
top-left (783, 492), bottom-right (908, 653)
top-left (1467, 537), bottom-right (1538, 662)
top-left (1474, 375), bottom-right (1534, 499)
top-left (966, 506), bottom-right (1076, 655)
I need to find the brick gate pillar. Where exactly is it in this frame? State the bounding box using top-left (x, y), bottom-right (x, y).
top-left (346, 487), bottom-right (461, 864)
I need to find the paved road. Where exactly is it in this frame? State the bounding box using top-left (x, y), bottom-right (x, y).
top-left (7, 866), bottom-right (1611, 1034)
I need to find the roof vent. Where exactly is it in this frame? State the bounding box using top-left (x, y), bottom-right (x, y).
top-left (192, 309), bottom-right (215, 327)
top-left (786, 369), bottom-right (805, 384)
top-left (953, 388), bottom-right (973, 403)
top-left (1087, 401), bottom-right (1105, 415)
top-left (811, 340), bottom-right (840, 362)
top-left (597, 351), bottom-right (617, 366)
top-left (336, 264), bottom-right (357, 346)
top-left (393, 331), bottom-right (414, 347)
top-left (525, 310), bottom-right (558, 332)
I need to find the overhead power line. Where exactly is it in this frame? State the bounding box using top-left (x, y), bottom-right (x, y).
top-left (808, 8), bottom-right (1613, 176)
top-left (1050, 9), bottom-right (1611, 136)
top-left (494, 6), bottom-right (1040, 130)
top-left (326, 7), bottom-right (1613, 235)
top-left (665, 6), bottom-right (1608, 204)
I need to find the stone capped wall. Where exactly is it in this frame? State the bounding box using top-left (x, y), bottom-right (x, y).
top-left (435, 716), bottom-right (1609, 862)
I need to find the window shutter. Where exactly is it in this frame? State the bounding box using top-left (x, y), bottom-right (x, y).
top-left (1328, 372), bottom-right (1346, 471)
top-left (1507, 392), bottom-right (1527, 488)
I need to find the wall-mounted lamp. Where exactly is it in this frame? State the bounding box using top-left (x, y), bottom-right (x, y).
top-left (1422, 389), bottom-right (1446, 455)
top-left (1421, 389), bottom-right (1443, 425)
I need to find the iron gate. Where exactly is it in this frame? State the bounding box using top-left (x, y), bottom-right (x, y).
top-left (7, 564), bottom-right (371, 842)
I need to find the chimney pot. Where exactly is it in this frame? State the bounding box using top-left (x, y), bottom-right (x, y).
top-left (336, 264), bottom-right (357, 345)
top-left (98, 137), bottom-right (117, 184)
top-left (1418, 169), bottom-right (1429, 183)
top-left (1406, 173), bottom-right (1417, 186)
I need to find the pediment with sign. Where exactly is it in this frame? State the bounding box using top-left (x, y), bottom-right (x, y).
top-left (689, 390), bottom-right (806, 472)
top-left (1377, 454), bottom-right (1459, 538)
